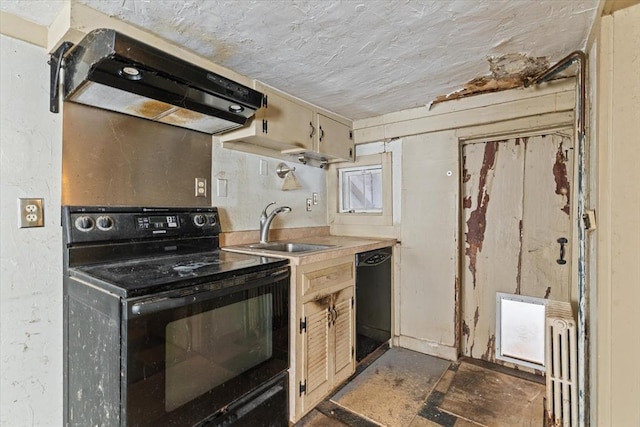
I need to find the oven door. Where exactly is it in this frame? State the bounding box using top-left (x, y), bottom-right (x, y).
top-left (123, 266), bottom-right (289, 427)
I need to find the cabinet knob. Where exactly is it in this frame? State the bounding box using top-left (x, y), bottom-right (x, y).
top-left (309, 122), bottom-right (316, 139)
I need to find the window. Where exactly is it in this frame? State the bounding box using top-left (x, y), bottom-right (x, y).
top-left (338, 164), bottom-right (383, 213)
top-left (328, 151), bottom-right (394, 236)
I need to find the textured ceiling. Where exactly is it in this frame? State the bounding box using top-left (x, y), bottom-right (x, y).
top-left (1, 0), bottom-right (599, 120)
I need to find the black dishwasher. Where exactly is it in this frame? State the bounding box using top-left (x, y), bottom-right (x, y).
top-left (356, 247), bottom-right (392, 361)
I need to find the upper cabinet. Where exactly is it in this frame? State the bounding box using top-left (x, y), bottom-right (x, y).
top-left (315, 113), bottom-right (354, 162)
top-left (218, 84), bottom-right (354, 165)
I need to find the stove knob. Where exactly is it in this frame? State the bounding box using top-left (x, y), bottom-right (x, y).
top-left (208, 215), bottom-right (217, 226)
top-left (96, 215), bottom-right (114, 231)
top-left (193, 214), bottom-right (206, 227)
top-left (75, 215), bottom-right (94, 231)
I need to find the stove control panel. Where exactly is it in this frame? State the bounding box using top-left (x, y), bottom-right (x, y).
top-left (63, 207), bottom-right (221, 244)
top-left (136, 214), bottom-right (180, 230)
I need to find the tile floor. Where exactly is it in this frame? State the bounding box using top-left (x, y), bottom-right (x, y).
top-left (296, 347), bottom-right (545, 427)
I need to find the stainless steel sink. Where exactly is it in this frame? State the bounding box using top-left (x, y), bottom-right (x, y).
top-left (246, 242), bottom-right (335, 253)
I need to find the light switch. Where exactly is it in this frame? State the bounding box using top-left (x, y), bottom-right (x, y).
top-left (217, 179), bottom-right (228, 197)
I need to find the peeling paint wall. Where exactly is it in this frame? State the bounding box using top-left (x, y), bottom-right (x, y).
top-left (0, 35), bottom-right (63, 426)
top-left (461, 134), bottom-right (574, 363)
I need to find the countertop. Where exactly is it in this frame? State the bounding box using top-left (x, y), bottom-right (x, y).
top-left (222, 235), bottom-right (397, 265)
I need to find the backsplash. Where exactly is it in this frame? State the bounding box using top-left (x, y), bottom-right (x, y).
top-left (212, 139), bottom-right (328, 232)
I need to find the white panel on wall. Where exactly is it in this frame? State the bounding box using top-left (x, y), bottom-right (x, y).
top-left (0, 35), bottom-right (63, 426)
top-left (399, 131), bottom-right (458, 359)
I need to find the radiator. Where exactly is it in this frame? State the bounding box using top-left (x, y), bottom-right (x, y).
top-left (545, 301), bottom-right (578, 427)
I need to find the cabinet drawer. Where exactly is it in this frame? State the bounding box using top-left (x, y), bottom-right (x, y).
top-left (300, 258), bottom-right (354, 297)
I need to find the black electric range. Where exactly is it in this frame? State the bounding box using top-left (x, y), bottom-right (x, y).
top-left (63, 205), bottom-right (288, 297)
top-left (62, 206), bottom-right (290, 427)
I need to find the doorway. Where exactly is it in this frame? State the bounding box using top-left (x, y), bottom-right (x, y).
top-left (459, 131), bottom-right (575, 364)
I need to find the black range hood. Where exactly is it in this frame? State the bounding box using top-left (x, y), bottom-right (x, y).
top-left (52, 28), bottom-right (264, 135)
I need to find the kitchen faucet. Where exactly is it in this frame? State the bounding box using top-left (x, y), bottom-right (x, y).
top-left (260, 202), bottom-right (292, 243)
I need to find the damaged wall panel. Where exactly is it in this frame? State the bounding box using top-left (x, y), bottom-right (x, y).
top-left (461, 132), bottom-right (574, 364)
top-left (521, 133), bottom-right (574, 301)
top-left (461, 138), bottom-right (526, 361)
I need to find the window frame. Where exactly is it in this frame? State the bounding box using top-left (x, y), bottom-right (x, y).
top-left (338, 163), bottom-right (384, 213)
top-left (328, 152), bottom-right (393, 232)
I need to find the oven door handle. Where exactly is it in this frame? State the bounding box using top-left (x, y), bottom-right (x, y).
top-left (130, 267), bottom-right (290, 316)
top-left (131, 295), bottom-right (196, 316)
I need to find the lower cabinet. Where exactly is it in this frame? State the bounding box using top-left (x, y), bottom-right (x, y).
top-left (293, 256), bottom-right (356, 421)
top-left (300, 286), bottom-right (354, 412)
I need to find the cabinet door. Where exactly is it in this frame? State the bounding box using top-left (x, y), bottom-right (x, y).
top-left (262, 90), bottom-right (314, 151)
top-left (300, 296), bottom-right (331, 413)
top-left (331, 286), bottom-right (355, 386)
top-left (316, 113), bottom-right (354, 161)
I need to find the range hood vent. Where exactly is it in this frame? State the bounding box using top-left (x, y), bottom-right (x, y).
top-left (52, 29), bottom-right (264, 135)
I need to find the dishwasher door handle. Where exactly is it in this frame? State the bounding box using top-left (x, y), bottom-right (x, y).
top-left (358, 252), bottom-right (392, 267)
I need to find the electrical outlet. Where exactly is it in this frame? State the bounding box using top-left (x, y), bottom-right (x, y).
top-left (19, 198), bottom-right (44, 228)
top-left (195, 178), bottom-right (207, 197)
top-left (306, 198), bottom-right (312, 211)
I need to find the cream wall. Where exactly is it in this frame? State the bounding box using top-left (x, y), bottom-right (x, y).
top-left (595, 4), bottom-right (640, 426)
top-left (0, 35), bottom-right (64, 426)
top-left (399, 130), bottom-right (459, 360)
